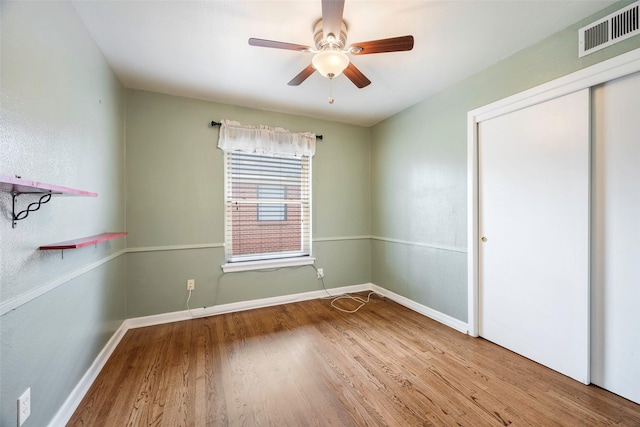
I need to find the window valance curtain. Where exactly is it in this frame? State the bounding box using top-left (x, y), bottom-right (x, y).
top-left (217, 119), bottom-right (316, 158)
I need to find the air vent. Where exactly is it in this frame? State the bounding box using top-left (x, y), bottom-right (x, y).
top-left (579, 1), bottom-right (639, 57)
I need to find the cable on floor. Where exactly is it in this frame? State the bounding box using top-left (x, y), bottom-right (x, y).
top-left (186, 288), bottom-right (196, 317)
top-left (310, 264), bottom-right (380, 313)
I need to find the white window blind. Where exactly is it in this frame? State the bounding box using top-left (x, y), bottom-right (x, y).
top-left (224, 151), bottom-right (311, 263)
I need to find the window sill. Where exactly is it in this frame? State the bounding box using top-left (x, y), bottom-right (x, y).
top-left (221, 257), bottom-right (316, 273)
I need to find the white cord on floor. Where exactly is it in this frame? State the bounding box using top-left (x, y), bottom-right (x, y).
top-left (186, 289), bottom-right (195, 317)
top-left (311, 264), bottom-right (379, 313)
top-left (328, 291), bottom-right (378, 313)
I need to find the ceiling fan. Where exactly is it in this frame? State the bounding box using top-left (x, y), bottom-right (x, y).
top-left (248, 0), bottom-right (414, 91)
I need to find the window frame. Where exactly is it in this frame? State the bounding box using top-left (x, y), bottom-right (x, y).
top-left (221, 150), bottom-right (314, 272)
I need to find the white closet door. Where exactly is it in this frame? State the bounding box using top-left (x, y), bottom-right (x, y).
top-left (591, 72), bottom-right (640, 404)
top-left (478, 89), bottom-right (590, 383)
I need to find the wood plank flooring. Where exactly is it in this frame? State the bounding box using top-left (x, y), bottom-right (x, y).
top-left (68, 294), bottom-right (640, 426)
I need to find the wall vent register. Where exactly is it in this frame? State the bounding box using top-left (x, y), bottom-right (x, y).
top-left (579, 1), bottom-right (639, 57)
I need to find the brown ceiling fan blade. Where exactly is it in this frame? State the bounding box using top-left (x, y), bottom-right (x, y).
top-left (288, 65), bottom-right (316, 86)
top-left (248, 38), bottom-right (312, 52)
top-left (349, 35), bottom-right (414, 55)
top-left (321, 0), bottom-right (345, 40)
top-left (343, 63), bottom-right (371, 88)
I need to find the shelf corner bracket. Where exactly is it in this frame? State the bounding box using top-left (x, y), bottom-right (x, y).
top-left (12, 192), bottom-right (53, 228)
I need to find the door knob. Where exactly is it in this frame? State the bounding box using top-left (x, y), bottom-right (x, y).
top-left (481, 237), bottom-right (487, 242)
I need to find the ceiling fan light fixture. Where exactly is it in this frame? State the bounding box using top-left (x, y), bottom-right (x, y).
top-left (249, 1), bottom-right (413, 89)
top-left (312, 50), bottom-right (349, 78)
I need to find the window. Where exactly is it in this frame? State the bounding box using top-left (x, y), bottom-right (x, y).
top-left (224, 151), bottom-right (311, 263)
top-left (217, 119), bottom-right (316, 271)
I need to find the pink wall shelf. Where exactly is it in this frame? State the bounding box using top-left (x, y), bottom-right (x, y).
top-left (0, 175), bottom-right (97, 196)
top-left (0, 175), bottom-right (97, 228)
top-left (40, 232), bottom-right (128, 251)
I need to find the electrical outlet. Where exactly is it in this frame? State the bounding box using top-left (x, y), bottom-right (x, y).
top-left (186, 279), bottom-right (195, 291)
top-left (17, 388), bottom-right (30, 426)
top-left (317, 268), bottom-right (324, 279)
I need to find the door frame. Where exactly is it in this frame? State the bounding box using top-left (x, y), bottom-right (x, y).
top-left (466, 48), bottom-right (640, 337)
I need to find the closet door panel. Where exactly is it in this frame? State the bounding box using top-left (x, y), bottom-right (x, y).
top-left (478, 89), bottom-right (590, 383)
top-left (591, 71), bottom-right (640, 404)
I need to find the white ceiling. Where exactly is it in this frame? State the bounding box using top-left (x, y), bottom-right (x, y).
top-left (72, 0), bottom-right (616, 127)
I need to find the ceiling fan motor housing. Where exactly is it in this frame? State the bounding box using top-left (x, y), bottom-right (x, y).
top-left (314, 19), bottom-right (348, 51)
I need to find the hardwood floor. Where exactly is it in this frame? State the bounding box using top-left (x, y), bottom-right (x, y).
top-left (69, 294), bottom-right (640, 426)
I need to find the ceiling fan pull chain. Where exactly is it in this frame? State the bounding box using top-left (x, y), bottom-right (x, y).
top-left (328, 77), bottom-right (335, 104)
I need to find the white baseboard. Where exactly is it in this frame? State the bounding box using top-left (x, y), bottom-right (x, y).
top-left (48, 321), bottom-right (129, 427)
top-left (49, 282), bottom-right (467, 426)
top-left (370, 284), bottom-right (469, 334)
top-left (125, 283), bottom-right (372, 329)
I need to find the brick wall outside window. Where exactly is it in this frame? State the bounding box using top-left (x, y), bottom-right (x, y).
top-left (231, 182), bottom-right (303, 256)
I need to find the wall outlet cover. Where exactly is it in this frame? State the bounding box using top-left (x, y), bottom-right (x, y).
top-left (17, 387), bottom-right (31, 426)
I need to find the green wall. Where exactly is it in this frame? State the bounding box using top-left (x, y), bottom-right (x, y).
top-left (370, 0), bottom-right (640, 322)
top-left (0, 2), bottom-right (126, 426)
top-left (124, 90), bottom-right (371, 317)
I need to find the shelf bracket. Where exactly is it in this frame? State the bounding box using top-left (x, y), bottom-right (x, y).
top-left (12, 192), bottom-right (53, 228)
